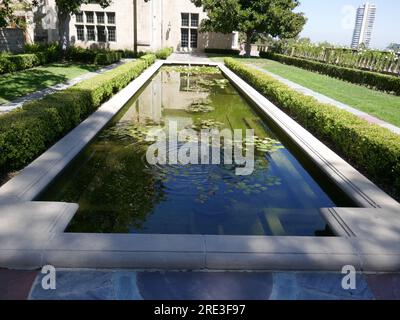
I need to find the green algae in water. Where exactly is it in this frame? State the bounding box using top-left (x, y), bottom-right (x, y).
top-left (252, 137), bottom-right (285, 154)
top-left (186, 98), bottom-right (215, 114)
top-left (189, 119), bottom-right (226, 131)
top-left (161, 65), bottom-right (221, 74)
top-left (186, 104), bottom-right (215, 114)
top-left (37, 68), bottom-right (343, 236)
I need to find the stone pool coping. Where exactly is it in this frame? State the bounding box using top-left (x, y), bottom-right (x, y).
top-left (0, 60), bottom-right (399, 272)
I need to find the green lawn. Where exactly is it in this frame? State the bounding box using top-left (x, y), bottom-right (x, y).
top-left (209, 54), bottom-right (400, 128)
top-left (0, 63), bottom-right (99, 105)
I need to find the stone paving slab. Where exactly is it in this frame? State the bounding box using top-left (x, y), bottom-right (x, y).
top-left (167, 52), bottom-right (211, 63)
top-left (137, 272), bottom-right (273, 300)
top-left (366, 274), bottom-right (400, 300)
top-left (0, 202), bottom-right (78, 244)
top-left (28, 270), bottom-right (383, 300)
top-left (30, 271), bottom-right (115, 300)
top-left (322, 208), bottom-right (400, 241)
top-left (0, 59), bottom-right (133, 113)
top-left (0, 269), bottom-right (38, 300)
top-left (248, 64), bottom-right (400, 135)
top-left (0, 202), bottom-right (78, 269)
top-left (271, 272), bottom-right (373, 300)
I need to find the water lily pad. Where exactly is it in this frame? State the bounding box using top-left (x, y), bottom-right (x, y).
top-left (186, 99), bottom-right (215, 114)
top-left (162, 66), bottom-right (221, 74)
top-left (189, 119), bottom-right (225, 131)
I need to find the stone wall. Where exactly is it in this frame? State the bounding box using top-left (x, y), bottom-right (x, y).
top-left (199, 32), bottom-right (238, 51)
top-left (0, 28), bottom-right (24, 53)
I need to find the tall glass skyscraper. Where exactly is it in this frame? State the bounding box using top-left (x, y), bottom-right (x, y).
top-left (351, 2), bottom-right (377, 49)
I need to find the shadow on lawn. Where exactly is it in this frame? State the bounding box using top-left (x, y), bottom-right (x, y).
top-left (50, 63), bottom-right (99, 72)
top-left (0, 64), bottom-right (98, 104)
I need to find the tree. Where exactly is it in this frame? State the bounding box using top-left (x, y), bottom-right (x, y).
top-left (0, 0), bottom-right (33, 28)
top-left (318, 40), bottom-right (333, 48)
top-left (297, 37), bottom-right (311, 44)
top-left (192, 0), bottom-right (306, 56)
top-left (52, 0), bottom-right (112, 51)
top-left (0, 0), bottom-right (14, 27)
top-left (387, 43), bottom-right (400, 52)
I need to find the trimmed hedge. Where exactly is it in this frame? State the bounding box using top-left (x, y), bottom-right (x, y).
top-left (0, 45), bottom-right (123, 75)
top-left (94, 52), bottom-right (122, 65)
top-left (117, 50), bottom-right (148, 59)
top-left (0, 43), bottom-right (62, 74)
top-left (0, 54), bottom-right (156, 173)
top-left (155, 47), bottom-right (174, 60)
top-left (225, 58), bottom-right (400, 197)
top-left (205, 48), bottom-right (240, 55)
top-left (65, 47), bottom-right (122, 65)
top-left (260, 52), bottom-right (400, 96)
top-left (24, 43), bottom-right (61, 64)
top-left (0, 54), bottom-right (40, 74)
top-left (140, 53), bottom-right (156, 67)
top-left (64, 46), bottom-right (97, 64)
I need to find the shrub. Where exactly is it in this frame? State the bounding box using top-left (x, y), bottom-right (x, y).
top-left (24, 42), bottom-right (61, 63)
top-left (0, 53), bottom-right (41, 74)
top-left (205, 48), bottom-right (240, 55)
top-left (116, 50), bottom-right (149, 59)
top-left (0, 53), bottom-right (13, 74)
top-left (260, 52), bottom-right (400, 96)
top-left (8, 54), bottom-right (40, 70)
top-left (269, 41), bottom-right (399, 75)
top-left (66, 47), bottom-right (123, 65)
top-left (0, 58), bottom-right (155, 173)
top-left (225, 58), bottom-right (400, 197)
top-left (139, 53), bottom-right (157, 67)
top-left (1, 43), bottom-right (61, 74)
top-left (0, 45), bottom-right (127, 75)
top-left (155, 47), bottom-right (174, 60)
top-left (94, 51), bottom-right (122, 65)
top-left (21, 43), bottom-right (57, 66)
top-left (65, 46), bottom-right (97, 64)
top-left (118, 50), bottom-right (135, 58)
top-left (23, 43), bottom-right (43, 53)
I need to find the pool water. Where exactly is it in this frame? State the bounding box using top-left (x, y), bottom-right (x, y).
top-left (38, 66), bottom-right (355, 236)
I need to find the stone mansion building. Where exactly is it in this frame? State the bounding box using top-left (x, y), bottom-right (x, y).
top-left (22, 0), bottom-right (239, 53)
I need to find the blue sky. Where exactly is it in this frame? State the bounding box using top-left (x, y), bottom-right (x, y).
top-left (296, 0), bottom-right (400, 49)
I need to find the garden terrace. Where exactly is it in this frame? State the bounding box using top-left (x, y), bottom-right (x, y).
top-left (0, 58), bottom-right (399, 272)
top-left (0, 54), bottom-right (156, 178)
top-left (254, 58), bottom-right (400, 128)
top-left (224, 58), bottom-right (400, 200)
top-left (0, 63), bottom-right (100, 105)
top-left (260, 52), bottom-right (400, 96)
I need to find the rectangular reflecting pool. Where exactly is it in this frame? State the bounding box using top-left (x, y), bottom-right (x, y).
top-left (38, 66), bottom-right (356, 236)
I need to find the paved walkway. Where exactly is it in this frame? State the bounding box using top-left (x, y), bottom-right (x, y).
top-left (0, 269), bottom-right (37, 300)
top-left (247, 64), bottom-right (400, 135)
top-left (167, 52), bottom-right (211, 64)
top-left (0, 53), bottom-right (399, 301)
top-left (2, 268), bottom-right (399, 300)
top-left (10, 270), bottom-right (396, 300)
top-left (0, 59), bottom-right (134, 114)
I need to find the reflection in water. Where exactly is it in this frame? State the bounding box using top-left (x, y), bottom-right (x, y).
top-left (39, 67), bottom-right (343, 236)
